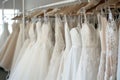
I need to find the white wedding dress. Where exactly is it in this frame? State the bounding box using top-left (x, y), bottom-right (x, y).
top-left (45, 16), bottom-right (65, 80)
top-left (56, 21), bottom-right (72, 80)
top-left (9, 23), bottom-right (31, 77)
top-left (0, 23), bottom-right (10, 51)
top-left (104, 20), bottom-right (118, 80)
top-left (8, 23), bottom-right (37, 80)
top-left (0, 22), bottom-right (20, 71)
top-left (38, 21), bottom-right (54, 80)
top-left (76, 23), bottom-right (101, 80)
top-left (117, 25), bottom-right (120, 80)
top-left (62, 27), bottom-right (82, 80)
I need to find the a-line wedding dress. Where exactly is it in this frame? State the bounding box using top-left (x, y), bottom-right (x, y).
top-left (0, 22), bottom-right (20, 71)
top-left (8, 22), bottom-right (37, 80)
top-left (56, 20), bottom-right (72, 80)
top-left (104, 20), bottom-right (118, 80)
top-left (45, 16), bottom-right (65, 80)
top-left (97, 15), bottom-right (107, 80)
top-left (0, 22), bottom-right (10, 51)
top-left (76, 23), bottom-right (101, 80)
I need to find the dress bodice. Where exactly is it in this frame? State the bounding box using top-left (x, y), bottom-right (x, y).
top-left (28, 23), bottom-right (36, 41)
top-left (70, 28), bottom-right (81, 46)
top-left (41, 21), bottom-right (53, 43)
top-left (54, 17), bottom-right (65, 49)
top-left (81, 23), bottom-right (99, 47)
top-left (36, 21), bottom-right (42, 41)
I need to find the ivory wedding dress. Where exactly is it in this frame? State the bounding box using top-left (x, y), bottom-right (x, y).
top-left (117, 25), bottom-right (120, 80)
top-left (104, 20), bottom-right (118, 80)
top-left (0, 22), bottom-right (20, 71)
top-left (97, 15), bottom-right (107, 80)
top-left (0, 23), bottom-right (10, 51)
top-left (8, 23), bottom-right (37, 80)
top-left (56, 21), bottom-right (72, 80)
top-left (76, 23), bottom-right (101, 80)
top-left (11, 23), bottom-right (24, 71)
top-left (45, 16), bottom-right (65, 80)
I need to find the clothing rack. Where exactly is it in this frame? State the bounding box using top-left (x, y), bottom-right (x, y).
top-left (20, 0), bottom-right (120, 26)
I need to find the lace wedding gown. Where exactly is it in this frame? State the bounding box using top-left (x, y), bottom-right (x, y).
top-left (0, 23), bottom-right (10, 51)
top-left (104, 20), bottom-right (118, 80)
top-left (76, 23), bottom-right (101, 80)
top-left (97, 15), bottom-right (107, 80)
top-left (8, 23), bottom-right (37, 80)
top-left (56, 21), bottom-right (72, 80)
top-left (45, 16), bottom-right (65, 80)
top-left (117, 25), bottom-right (120, 80)
top-left (0, 22), bottom-right (20, 71)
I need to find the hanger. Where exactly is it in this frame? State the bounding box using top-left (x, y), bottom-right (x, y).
top-left (81, 0), bottom-right (100, 13)
top-left (86, 0), bottom-right (105, 13)
top-left (66, 3), bottom-right (88, 15)
top-left (34, 8), bottom-right (53, 18)
top-left (46, 8), bottom-right (60, 16)
top-left (57, 5), bottom-right (75, 15)
top-left (54, 3), bottom-right (87, 16)
top-left (28, 9), bottom-right (41, 18)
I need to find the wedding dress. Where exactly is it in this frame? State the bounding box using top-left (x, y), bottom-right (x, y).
top-left (11, 23), bottom-right (24, 71)
top-left (97, 15), bottom-right (107, 80)
top-left (104, 20), bottom-right (118, 80)
top-left (0, 22), bottom-right (20, 71)
top-left (8, 23), bottom-right (37, 80)
top-left (38, 20), bottom-right (54, 80)
top-left (9, 23), bottom-right (31, 76)
top-left (76, 23), bottom-right (101, 80)
top-left (56, 20), bottom-right (72, 80)
top-left (45, 16), bottom-right (65, 80)
top-left (117, 25), bottom-right (120, 80)
top-left (62, 27), bottom-right (82, 80)
top-left (0, 23), bottom-right (10, 51)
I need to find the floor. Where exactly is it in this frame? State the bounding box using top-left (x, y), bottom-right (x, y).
top-left (0, 67), bottom-right (8, 80)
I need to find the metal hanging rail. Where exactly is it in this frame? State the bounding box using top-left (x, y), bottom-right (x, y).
top-left (27, 0), bottom-right (88, 12)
